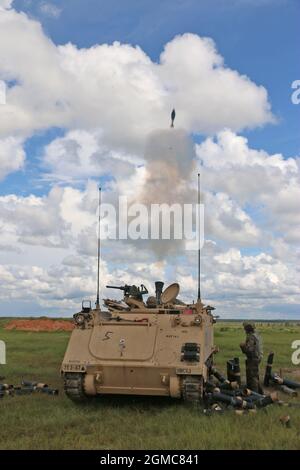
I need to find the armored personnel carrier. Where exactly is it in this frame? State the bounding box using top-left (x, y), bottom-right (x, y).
top-left (61, 281), bottom-right (216, 403)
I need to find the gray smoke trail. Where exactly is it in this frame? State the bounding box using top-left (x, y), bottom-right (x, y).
top-left (133, 128), bottom-right (198, 258)
top-left (142, 128), bottom-right (196, 204)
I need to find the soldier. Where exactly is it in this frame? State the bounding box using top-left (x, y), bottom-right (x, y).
top-left (240, 322), bottom-right (263, 393)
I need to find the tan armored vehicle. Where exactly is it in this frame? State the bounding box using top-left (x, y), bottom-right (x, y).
top-left (61, 281), bottom-right (216, 403)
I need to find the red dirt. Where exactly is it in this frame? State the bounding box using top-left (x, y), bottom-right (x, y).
top-left (5, 319), bottom-right (74, 332)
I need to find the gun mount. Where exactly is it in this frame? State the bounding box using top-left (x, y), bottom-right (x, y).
top-left (106, 284), bottom-right (148, 301)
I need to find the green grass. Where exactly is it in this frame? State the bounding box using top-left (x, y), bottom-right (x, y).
top-left (1, 322), bottom-right (300, 450)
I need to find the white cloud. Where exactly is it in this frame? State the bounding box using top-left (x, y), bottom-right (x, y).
top-left (204, 192), bottom-right (261, 246)
top-left (0, 188), bottom-right (72, 248)
top-left (0, 0), bottom-right (13, 10)
top-left (196, 130), bottom-right (300, 244)
top-left (39, 2), bottom-right (61, 18)
top-left (0, 177), bottom-right (298, 317)
top-left (42, 129), bottom-right (138, 183)
top-left (0, 8), bottom-right (274, 152)
top-left (175, 245), bottom-right (300, 317)
top-left (0, 136), bottom-right (25, 180)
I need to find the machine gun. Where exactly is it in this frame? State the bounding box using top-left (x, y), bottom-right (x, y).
top-left (106, 284), bottom-right (148, 300)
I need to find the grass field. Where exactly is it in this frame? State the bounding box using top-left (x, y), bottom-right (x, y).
top-left (1, 319), bottom-right (300, 450)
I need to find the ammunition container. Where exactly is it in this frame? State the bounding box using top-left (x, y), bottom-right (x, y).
top-left (264, 352), bottom-right (274, 387)
top-left (233, 357), bottom-right (241, 386)
top-left (211, 368), bottom-right (226, 383)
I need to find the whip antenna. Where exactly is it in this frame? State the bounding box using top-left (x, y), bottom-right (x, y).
top-left (96, 186), bottom-right (101, 309)
top-left (197, 173), bottom-right (201, 302)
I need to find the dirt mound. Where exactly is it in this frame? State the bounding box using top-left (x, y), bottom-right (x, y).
top-left (5, 319), bottom-right (74, 332)
top-left (279, 368), bottom-right (300, 380)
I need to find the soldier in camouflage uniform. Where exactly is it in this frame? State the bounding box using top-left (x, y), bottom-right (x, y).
top-left (240, 322), bottom-right (263, 393)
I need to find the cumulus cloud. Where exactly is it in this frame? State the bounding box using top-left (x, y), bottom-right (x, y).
top-left (42, 129), bottom-right (138, 183)
top-left (0, 188), bottom-right (72, 248)
top-left (204, 192), bottom-right (261, 246)
top-left (0, 8), bottom-right (273, 152)
top-left (39, 2), bottom-right (61, 18)
top-left (0, 136), bottom-right (25, 180)
top-left (196, 130), bottom-right (300, 244)
top-left (0, 0), bottom-right (13, 9)
top-left (175, 246), bottom-right (300, 318)
top-left (2, 240), bottom-right (297, 318)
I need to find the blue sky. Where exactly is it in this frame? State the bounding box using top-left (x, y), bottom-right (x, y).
top-left (0, 0), bottom-right (299, 318)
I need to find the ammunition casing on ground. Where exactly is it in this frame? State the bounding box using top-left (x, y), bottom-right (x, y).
top-left (243, 395), bottom-right (260, 404)
top-left (210, 392), bottom-right (255, 409)
top-left (36, 383), bottom-right (48, 389)
top-left (211, 403), bottom-right (223, 412)
top-left (279, 385), bottom-right (298, 396)
top-left (271, 374), bottom-right (300, 390)
top-left (205, 380), bottom-right (217, 392)
top-left (248, 389), bottom-right (265, 399)
top-left (211, 368), bottom-right (226, 383)
top-left (219, 380), bottom-right (239, 390)
top-left (218, 389), bottom-right (239, 397)
top-left (0, 380), bottom-right (58, 399)
top-left (40, 387), bottom-right (59, 395)
top-left (0, 384), bottom-right (13, 390)
top-left (22, 380), bottom-right (38, 387)
top-left (211, 392), bottom-right (235, 406)
top-left (234, 396), bottom-right (254, 409)
top-left (256, 392), bottom-right (278, 408)
top-left (14, 388), bottom-right (34, 395)
top-left (271, 373), bottom-right (283, 385)
top-left (242, 389), bottom-right (265, 402)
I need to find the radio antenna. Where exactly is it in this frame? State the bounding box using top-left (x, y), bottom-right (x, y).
top-left (197, 173), bottom-right (201, 302)
top-left (96, 186), bottom-right (101, 309)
